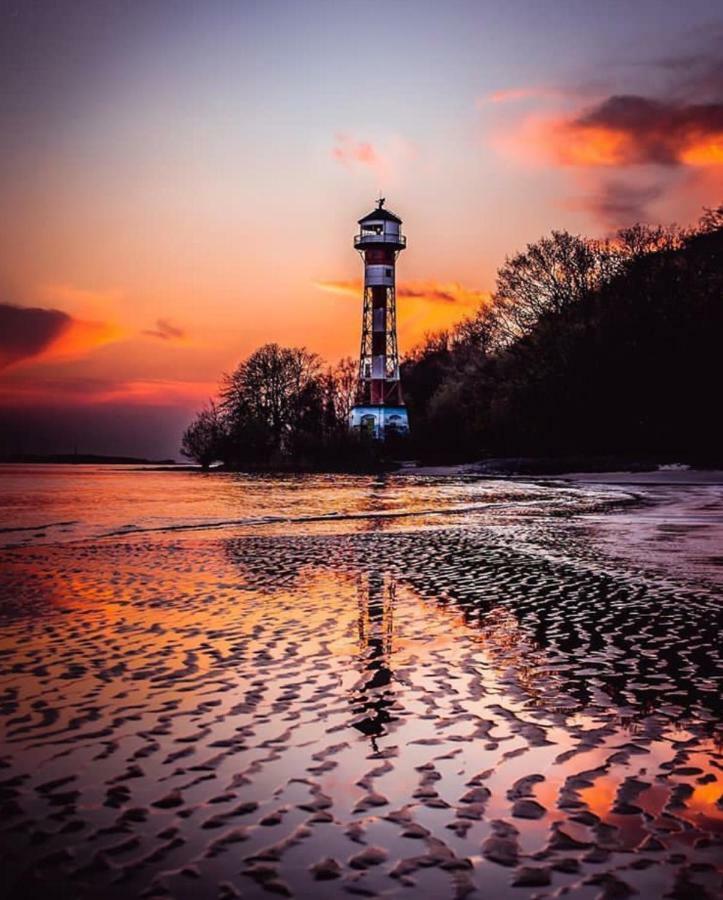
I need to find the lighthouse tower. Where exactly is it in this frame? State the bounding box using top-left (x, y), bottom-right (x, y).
top-left (349, 199), bottom-right (410, 439)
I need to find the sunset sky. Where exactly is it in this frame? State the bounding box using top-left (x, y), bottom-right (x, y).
top-left (1, 0), bottom-right (721, 457)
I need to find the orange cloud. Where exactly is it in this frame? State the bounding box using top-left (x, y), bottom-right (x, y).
top-left (680, 137), bottom-right (723, 165)
top-left (399, 282), bottom-right (491, 307)
top-left (549, 122), bottom-right (632, 167)
top-left (46, 317), bottom-right (123, 361)
top-left (315, 279), bottom-right (359, 297)
top-left (491, 89), bottom-right (723, 227)
top-left (315, 279), bottom-right (490, 307)
top-left (530, 95), bottom-right (723, 169)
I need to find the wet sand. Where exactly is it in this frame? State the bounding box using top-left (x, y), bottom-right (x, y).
top-left (0, 471), bottom-right (721, 898)
top-left (549, 470), bottom-right (723, 592)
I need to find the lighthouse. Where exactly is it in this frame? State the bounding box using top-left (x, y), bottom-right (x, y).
top-left (349, 199), bottom-right (410, 439)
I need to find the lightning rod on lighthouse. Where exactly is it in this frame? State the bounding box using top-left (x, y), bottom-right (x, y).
top-left (349, 199), bottom-right (410, 439)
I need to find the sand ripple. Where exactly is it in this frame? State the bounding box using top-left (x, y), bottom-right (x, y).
top-left (0, 517), bottom-right (721, 899)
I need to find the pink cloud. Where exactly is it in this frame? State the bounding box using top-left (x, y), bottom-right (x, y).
top-left (331, 134), bottom-right (381, 169)
top-left (330, 133), bottom-right (418, 181)
top-left (479, 86), bottom-right (562, 107)
top-left (0, 374), bottom-right (216, 408)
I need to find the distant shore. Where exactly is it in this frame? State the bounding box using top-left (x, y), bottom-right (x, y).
top-left (400, 456), bottom-right (723, 481)
top-left (3, 454), bottom-right (722, 482)
top-left (0, 453), bottom-right (177, 465)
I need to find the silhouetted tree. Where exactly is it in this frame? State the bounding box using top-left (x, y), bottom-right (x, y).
top-left (180, 402), bottom-right (224, 469)
top-left (219, 343), bottom-right (322, 463)
top-left (403, 207), bottom-right (722, 462)
top-left (697, 205), bottom-right (723, 234)
top-left (615, 222), bottom-right (681, 260)
top-left (491, 230), bottom-right (617, 343)
top-left (328, 356), bottom-right (358, 423)
top-left (209, 343), bottom-right (373, 468)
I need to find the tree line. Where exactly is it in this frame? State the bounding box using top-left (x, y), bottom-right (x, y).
top-left (182, 206), bottom-right (722, 469)
top-left (181, 347), bottom-right (373, 469)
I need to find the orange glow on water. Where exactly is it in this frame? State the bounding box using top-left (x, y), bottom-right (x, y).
top-left (0, 471), bottom-right (721, 896)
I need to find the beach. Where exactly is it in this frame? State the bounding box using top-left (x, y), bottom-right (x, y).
top-left (0, 466), bottom-right (721, 899)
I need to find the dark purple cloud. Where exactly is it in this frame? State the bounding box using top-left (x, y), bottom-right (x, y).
top-left (143, 318), bottom-right (185, 341)
top-left (0, 303), bottom-right (71, 369)
top-left (536, 46), bottom-right (723, 226)
top-left (569, 94), bottom-right (723, 166)
top-left (568, 180), bottom-right (667, 230)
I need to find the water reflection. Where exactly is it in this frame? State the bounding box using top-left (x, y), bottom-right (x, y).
top-left (3, 519), bottom-right (721, 728)
top-left (1, 522), bottom-right (721, 899)
top-left (352, 571), bottom-right (396, 749)
top-left (213, 526), bottom-right (723, 724)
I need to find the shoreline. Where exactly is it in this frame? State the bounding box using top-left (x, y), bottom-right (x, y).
top-left (5, 453), bottom-right (721, 480)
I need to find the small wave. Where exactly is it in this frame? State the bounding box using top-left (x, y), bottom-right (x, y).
top-left (0, 520), bottom-right (78, 535)
top-left (100, 492), bottom-right (631, 540)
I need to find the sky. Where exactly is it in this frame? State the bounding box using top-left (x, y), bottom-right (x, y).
top-left (0, 0), bottom-right (721, 458)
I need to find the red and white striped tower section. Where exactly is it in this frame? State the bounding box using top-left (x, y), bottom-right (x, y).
top-left (349, 199), bottom-right (410, 439)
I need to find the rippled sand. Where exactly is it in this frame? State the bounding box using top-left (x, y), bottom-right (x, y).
top-left (0, 476), bottom-right (721, 899)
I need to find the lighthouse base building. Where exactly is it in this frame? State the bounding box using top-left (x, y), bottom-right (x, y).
top-left (349, 200), bottom-right (410, 440)
top-left (349, 405), bottom-right (409, 440)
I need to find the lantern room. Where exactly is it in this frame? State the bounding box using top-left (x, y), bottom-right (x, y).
top-left (354, 205), bottom-right (406, 251)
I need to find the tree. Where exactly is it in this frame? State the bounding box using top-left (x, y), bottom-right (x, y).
top-left (327, 356), bottom-right (358, 425)
top-left (697, 204), bottom-right (723, 234)
top-left (615, 222), bottom-right (681, 260)
top-left (219, 343), bottom-right (323, 462)
top-left (400, 208), bottom-right (722, 462)
top-left (491, 230), bottom-right (616, 343)
top-left (180, 402), bottom-right (224, 469)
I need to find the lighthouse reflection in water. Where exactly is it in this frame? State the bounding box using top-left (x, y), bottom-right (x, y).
top-left (352, 570), bottom-right (397, 751)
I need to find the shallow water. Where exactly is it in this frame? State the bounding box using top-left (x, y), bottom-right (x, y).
top-left (0, 467), bottom-right (721, 898)
top-left (0, 465), bottom-right (623, 546)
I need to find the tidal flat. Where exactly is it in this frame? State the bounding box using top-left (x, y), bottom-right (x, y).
top-left (0, 467), bottom-right (721, 899)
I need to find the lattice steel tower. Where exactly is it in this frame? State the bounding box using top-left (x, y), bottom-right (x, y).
top-left (349, 199), bottom-right (410, 439)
